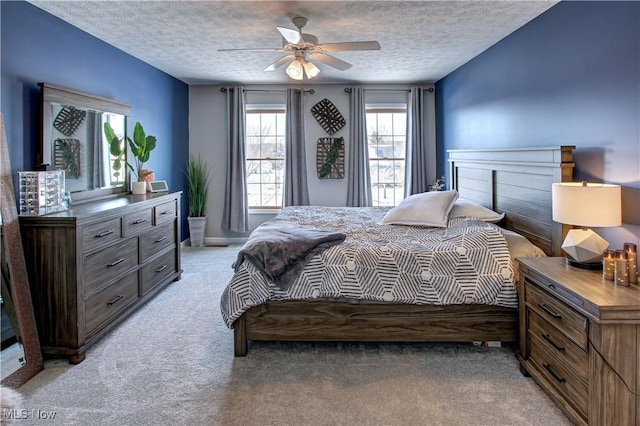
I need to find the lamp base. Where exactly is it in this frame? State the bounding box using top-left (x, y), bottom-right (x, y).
top-left (565, 257), bottom-right (603, 270)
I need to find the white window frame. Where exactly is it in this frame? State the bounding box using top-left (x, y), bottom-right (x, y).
top-left (245, 106), bottom-right (286, 209)
top-left (366, 105), bottom-right (407, 207)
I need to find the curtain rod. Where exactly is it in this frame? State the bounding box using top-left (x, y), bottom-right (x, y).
top-left (220, 88), bottom-right (315, 94)
top-left (343, 87), bottom-right (434, 93)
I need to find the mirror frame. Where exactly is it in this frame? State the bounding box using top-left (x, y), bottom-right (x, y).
top-left (38, 83), bottom-right (132, 204)
top-left (1, 113), bottom-right (44, 387)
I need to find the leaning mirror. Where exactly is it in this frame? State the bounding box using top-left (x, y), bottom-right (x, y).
top-left (1, 113), bottom-right (44, 387)
top-left (38, 83), bottom-right (132, 204)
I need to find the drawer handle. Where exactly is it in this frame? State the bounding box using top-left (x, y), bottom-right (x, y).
top-left (107, 294), bottom-right (124, 306)
top-left (107, 258), bottom-right (125, 267)
top-left (542, 362), bottom-right (566, 384)
top-left (538, 303), bottom-right (562, 320)
top-left (133, 218), bottom-right (149, 225)
top-left (95, 230), bottom-right (114, 238)
top-left (154, 236), bottom-right (167, 243)
top-left (155, 264), bottom-right (168, 273)
top-left (541, 333), bottom-right (565, 352)
top-left (160, 210), bottom-right (172, 216)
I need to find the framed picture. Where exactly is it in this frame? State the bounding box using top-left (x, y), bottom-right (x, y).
top-left (148, 180), bottom-right (169, 193)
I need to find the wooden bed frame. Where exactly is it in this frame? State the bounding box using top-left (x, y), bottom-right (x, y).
top-left (233, 146), bottom-right (576, 356)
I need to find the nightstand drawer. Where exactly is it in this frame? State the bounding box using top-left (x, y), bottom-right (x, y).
top-left (528, 310), bottom-right (588, 380)
top-left (529, 336), bottom-right (588, 420)
top-left (525, 281), bottom-right (588, 350)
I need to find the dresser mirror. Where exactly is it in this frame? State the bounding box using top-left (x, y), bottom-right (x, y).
top-left (1, 113), bottom-right (43, 387)
top-left (38, 83), bottom-right (132, 204)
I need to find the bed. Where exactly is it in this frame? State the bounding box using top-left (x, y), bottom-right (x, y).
top-left (222, 146), bottom-right (575, 356)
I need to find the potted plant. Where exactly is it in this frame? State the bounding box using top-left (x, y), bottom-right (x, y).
top-left (184, 155), bottom-right (210, 246)
top-left (104, 121), bottom-right (156, 194)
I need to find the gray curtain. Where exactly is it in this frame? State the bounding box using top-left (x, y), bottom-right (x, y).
top-left (405, 87), bottom-right (436, 196)
top-left (284, 88), bottom-right (309, 206)
top-left (85, 111), bottom-right (104, 189)
top-left (92, 112), bottom-right (105, 188)
top-left (222, 87), bottom-right (249, 233)
top-left (346, 87), bottom-right (371, 207)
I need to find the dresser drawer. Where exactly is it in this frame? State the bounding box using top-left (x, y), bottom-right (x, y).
top-left (140, 222), bottom-right (175, 262)
top-left (528, 310), bottom-right (588, 380)
top-left (84, 238), bottom-right (138, 295)
top-left (525, 281), bottom-right (588, 350)
top-left (82, 217), bottom-right (122, 252)
top-left (85, 272), bottom-right (138, 335)
top-left (154, 200), bottom-right (176, 224)
top-left (529, 335), bottom-right (589, 420)
top-left (140, 249), bottom-right (176, 295)
top-left (123, 208), bottom-right (153, 237)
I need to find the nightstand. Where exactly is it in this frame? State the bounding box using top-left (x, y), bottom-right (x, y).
top-left (516, 257), bottom-right (640, 426)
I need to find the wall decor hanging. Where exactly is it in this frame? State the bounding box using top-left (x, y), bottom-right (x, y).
top-left (311, 99), bottom-right (345, 135)
top-left (316, 137), bottom-right (344, 179)
top-left (53, 106), bottom-right (86, 136)
top-left (53, 138), bottom-right (80, 179)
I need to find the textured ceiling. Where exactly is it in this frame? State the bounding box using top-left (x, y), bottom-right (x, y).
top-left (28, 1), bottom-right (558, 85)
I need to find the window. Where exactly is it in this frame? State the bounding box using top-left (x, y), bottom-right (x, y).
top-left (245, 108), bottom-right (286, 208)
top-left (104, 113), bottom-right (126, 184)
top-left (366, 108), bottom-right (407, 206)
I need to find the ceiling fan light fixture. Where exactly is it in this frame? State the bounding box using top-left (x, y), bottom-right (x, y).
top-left (286, 59), bottom-right (304, 80)
top-left (303, 61), bottom-right (320, 79)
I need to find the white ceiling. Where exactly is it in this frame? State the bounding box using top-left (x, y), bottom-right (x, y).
top-left (28, 1), bottom-right (559, 85)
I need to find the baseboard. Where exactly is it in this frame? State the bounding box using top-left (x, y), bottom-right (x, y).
top-left (181, 237), bottom-right (247, 247)
top-left (205, 237), bottom-right (247, 246)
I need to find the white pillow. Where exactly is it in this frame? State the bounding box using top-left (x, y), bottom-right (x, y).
top-left (381, 190), bottom-right (459, 227)
top-left (449, 199), bottom-right (505, 223)
top-left (502, 229), bottom-right (546, 259)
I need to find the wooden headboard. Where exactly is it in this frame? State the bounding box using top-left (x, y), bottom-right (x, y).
top-left (448, 146), bottom-right (575, 257)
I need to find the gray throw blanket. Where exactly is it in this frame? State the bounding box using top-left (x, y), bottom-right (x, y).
top-left (233, 222), bottom-right (346, 290)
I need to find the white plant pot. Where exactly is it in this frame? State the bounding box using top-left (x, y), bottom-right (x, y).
top-left (131, 181), bottom-right (147, 195)
top-left (188, 216), bottom-right (207, 247)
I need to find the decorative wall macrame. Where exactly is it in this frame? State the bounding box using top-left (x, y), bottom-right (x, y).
top-left (311, 99), bottom-right (345, 135)
top-left (316, 137), bottom-right (345, 179)
top-left (53, 106), bottom-right (86, 136)
top-left (53, 138), bottom-right (81, 179)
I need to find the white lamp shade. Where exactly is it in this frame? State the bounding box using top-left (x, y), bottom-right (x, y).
top-left (286, 60), bottom-right (304, 80)
top-left (303, 61), bottom-right (320, 79)
top-left (552, 182), bottom-right (621, 227)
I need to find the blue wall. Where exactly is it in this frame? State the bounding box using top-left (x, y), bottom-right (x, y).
top-left (1, 1), bottom-right (190, 240)
top-left (436, 1), bottom-right (639, 248)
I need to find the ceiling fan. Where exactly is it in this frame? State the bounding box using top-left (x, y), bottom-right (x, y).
top-left (218, 16), bottom-right (381, 80)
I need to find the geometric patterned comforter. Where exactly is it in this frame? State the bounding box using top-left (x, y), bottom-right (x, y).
top-left (221, 206), bottom-right (516, 328)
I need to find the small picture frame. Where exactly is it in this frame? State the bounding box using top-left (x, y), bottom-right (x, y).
top-left (148, 180), bottom-right (169, 193)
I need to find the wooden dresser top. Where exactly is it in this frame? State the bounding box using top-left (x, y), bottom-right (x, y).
top-left (517, 257), bottom-right (640, 323)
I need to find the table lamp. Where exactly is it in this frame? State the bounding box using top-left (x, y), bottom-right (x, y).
top-left (552, 181), bottom-right (621, 269)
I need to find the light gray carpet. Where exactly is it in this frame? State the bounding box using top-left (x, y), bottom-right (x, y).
top-left (15, 245), bottom-right (571, 425)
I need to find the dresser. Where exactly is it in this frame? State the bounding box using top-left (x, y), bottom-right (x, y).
top-left (516, 257), bottom-right (640, 426)
top-left (20, 192), bottom-right (182, 363)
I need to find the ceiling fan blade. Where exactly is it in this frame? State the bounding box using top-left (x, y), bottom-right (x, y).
top-left (264, 55), bottom-right (295, 71)
top-left (315, 41), bottom-right (381, 52)
top-left (310, 52), bottom-right (352, 71)
top-left (218, 48), bottom-right (286, 52)
top-left (276, 26), bottom-right (301, 44)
